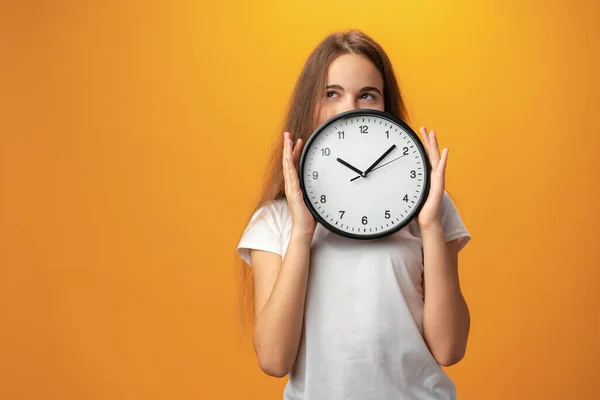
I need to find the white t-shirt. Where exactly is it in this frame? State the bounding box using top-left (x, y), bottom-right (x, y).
top-left (237, 191), bottom-right (471, 400)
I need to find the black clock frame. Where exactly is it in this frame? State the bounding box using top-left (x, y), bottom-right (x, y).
top-left (298, 109), bottom-right (431, 240)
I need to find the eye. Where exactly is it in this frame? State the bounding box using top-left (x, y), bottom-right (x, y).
top-left (360, 93), bottom-right (375, 100)
top-left (326, 90), bottom-right (339, 98)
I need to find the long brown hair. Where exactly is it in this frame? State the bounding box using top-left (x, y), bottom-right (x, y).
top-left (235, 29), bottom-right (410, 334)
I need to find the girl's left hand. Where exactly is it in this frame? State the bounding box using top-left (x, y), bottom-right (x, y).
top-left (417, 126), bottom-right (448, 228)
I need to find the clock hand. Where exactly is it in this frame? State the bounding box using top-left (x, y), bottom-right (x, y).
top-left (363, 144), bottom-right (397, 176)
top-left (336, 157), bottom-right (365, 177)
top-left (350, 153), bottom-right (407, 182)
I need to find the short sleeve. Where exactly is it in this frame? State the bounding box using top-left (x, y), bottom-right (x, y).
top-left (236, 201), bottom-right (284, 267)
top-left (441, 191), bottom-right (471, 252)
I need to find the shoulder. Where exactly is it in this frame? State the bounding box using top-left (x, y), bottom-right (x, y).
top-left (242, 198), bottom-right (291, 243)
top-left (251, 198), bottom-right (290, 227)
top-left (440, 191), bottom-right (471, 250)
top-left (408, 191), bottom-right (471, 251)
top-left (440, 191), bottom-right (464, 222)
top-left (237, 198), bottom-right (290, 266)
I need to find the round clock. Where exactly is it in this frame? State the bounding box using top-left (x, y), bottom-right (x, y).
top-left (298, 109), bottom-right (431, 240)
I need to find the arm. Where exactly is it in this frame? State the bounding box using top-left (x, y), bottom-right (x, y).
top-left (251, 230), bottom-right (313, 377)
top-left (416, 126), bottom-right (470, 367)
top-left (251, 132), bottom-right (316, 377)
top-left (421, 226), bottom-right (470, 367)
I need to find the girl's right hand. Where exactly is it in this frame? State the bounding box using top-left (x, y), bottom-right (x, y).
top-left (283, 131), bottom-right (316, 237)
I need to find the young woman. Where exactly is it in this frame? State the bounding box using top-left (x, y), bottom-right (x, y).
top-left (236, 29), bottom-right (471, 400)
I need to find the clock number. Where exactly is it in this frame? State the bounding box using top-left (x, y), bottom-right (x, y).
top-left (339, 211), bottom-right (345, 219)
top-left (320, 195), bottom-right (327, 203)
top-left (312, 171), bottom-right (319, 179)
top-left (385, 210), bottom-right (391, 219)
top-left (321, 147), bottom-right (331, 156)
top-left (403, 147), bottom-right (409, 155)
top-left (362, 216), bottom-right (368, 225)
top-left (410, 170), bottom-right (416, 178)
top-left (403, 194), bottom-right (409, 202)
top-left (359, 125), bottom-right (368, 134)
top-left (338, 131), bottom-right (345, 139)
top-left (386, 130), bottom-right (389, 139)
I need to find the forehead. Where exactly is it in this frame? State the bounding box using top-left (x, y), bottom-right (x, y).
top-left (326, 53), bottom-right (383, 89)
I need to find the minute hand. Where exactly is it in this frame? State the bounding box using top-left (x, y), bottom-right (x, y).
top-left (363, 144), bottom-right (397, 176)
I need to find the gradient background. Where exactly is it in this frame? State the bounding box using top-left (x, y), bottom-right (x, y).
top-left (1, 1), bottom-right (599, 399)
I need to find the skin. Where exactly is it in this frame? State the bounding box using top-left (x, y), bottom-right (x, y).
top-left (250, 53), bottom-right (470, 378)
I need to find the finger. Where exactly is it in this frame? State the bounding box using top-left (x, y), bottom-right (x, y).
top-left (282, 134), bottom-right (301, 196)
top-left (428, 129), bottom-right (441, 169)
top-left (433, 148), bottom-right (448, 190)
top-left (282, 132), bottom-right (288, 167)
top-left (287, 144), bottom-right (301, 190)
top-left (282, 132), bottom-right (290, 169)
top-left (282, 133), bottom-right (292, 193)
top-left (293, 138), bottom-right (303, 169)
top-left (419, 126), bottom-right (430, 153)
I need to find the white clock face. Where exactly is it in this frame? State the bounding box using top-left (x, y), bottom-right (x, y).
top-left (299, 109), bottom-right (430, 240)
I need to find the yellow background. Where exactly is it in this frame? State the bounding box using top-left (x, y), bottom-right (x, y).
top-left (1, 1), bottom-right (598, 399)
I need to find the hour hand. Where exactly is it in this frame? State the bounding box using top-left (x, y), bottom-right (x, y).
top-left (336, 157), bottom-right (365, 177)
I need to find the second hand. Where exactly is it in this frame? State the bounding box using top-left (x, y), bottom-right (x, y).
top-left (350, 154), bottom-right (407, 182)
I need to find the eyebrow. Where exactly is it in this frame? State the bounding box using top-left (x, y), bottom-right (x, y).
top-left (326, 84), bottom-right (383, 96)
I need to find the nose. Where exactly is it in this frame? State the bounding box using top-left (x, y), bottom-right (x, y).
top-left (337, 98), bottom-right (358, 114)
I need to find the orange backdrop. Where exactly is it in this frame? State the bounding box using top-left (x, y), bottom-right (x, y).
top-left (1, 1), bottom-right (599, 399)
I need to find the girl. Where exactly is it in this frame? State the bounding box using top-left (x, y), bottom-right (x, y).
top-left (236, 29), bottom-right (471, 400)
